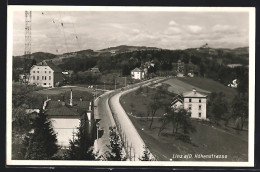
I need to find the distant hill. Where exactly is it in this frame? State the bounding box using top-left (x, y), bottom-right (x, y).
top-left (14, 52), bottom-right (57, 63)
top-left (99, 45), bottom-right (162, 53)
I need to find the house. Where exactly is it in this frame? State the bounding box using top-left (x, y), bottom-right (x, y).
top-left (131, 67), bottom-right (145, 80)
top-left (170, 94), bottom-right (183, 110)
top-left (228, 79), bottom-right (238, 88)
top-left (45, 89), bottom-right (95, 148)
top-left (90, 67), bottom-right (101, 74)
top-left (29, 60), bottom-right (64, 87)
top-left (227, 64), bottom-right (243, 68)
top-left (171, 89), bottom-right (207, 119)
top-left (183, 89), bottom-right (207, 119)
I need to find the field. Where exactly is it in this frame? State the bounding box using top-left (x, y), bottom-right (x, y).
top-left (121, 77), bottom-right (248, 161)
top-left (177, 77), bottom-right (238, 103)
top-left (164, 78), bottom-right (211, 95)
top-left (35, 86), bottom-right (99, 102)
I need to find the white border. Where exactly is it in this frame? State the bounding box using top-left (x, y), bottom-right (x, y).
top-left (6, 6), bottom-right (255, 167)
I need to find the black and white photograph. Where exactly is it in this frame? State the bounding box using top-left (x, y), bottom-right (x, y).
top-left (6, 6), bottom-right (255, 166)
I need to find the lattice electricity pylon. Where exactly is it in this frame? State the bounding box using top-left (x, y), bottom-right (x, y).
top-left (23, 11), bottom-right (32, 84)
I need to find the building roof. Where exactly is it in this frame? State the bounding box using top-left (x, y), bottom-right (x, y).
top-left (90, 67), bottom-right (100, 73)
top-left (45, 100), bottom-right (90, 118)
top-left (171, 94), bottom-right (183, 106)
top-left (131, 67), bottom-right (143, 72)
top-left (182, 89), bottom-right (207, 98)
top-left (36, 60), bottom-right (63, 72)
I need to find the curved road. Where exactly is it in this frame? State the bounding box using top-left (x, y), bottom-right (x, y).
top-left (94, 77), bottom-right (166, 159)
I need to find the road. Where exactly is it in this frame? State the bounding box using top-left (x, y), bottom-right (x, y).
top-left (94, 77), bottom-right (167, 159)
top-left (93, 90), bottom-right (116, 155)
top-left (108, 77), bottom-right (166, 160)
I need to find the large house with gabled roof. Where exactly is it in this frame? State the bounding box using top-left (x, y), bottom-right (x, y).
top-left (45, 89), bottom-right (95, 147)
top-left (131, 67), bottom-right (145, 80)
top-left (171, 89), bottom-right (207, 119)
top-left (29, 60), bottom-right (64, 87)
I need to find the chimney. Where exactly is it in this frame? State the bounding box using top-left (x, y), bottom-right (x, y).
top-left (193, 88), bottom-right (197, 94)
top-left (69, 89), bottom-right (73, 106)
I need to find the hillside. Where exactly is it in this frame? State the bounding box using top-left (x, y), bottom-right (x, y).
top-left (99, 45), bottom-right (162, 53)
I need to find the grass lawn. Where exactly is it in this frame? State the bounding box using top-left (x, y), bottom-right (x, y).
top-left (130, 117), bottom-right (248, 161)
top-left (178, 77), bottom-right (238, 103)
top-left (121, 79), bottom-right (248, 161)
top-left (35, 86), bottom-right (96, 102)
top-left (120, 85), bottom-right (175, 118)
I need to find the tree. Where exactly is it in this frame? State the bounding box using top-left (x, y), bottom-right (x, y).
top-left (104, 126), bottom-right (127, 161)
top-left (207, 92), bottom-right (228, 124)
top-left (158, 107), bottom-right (196, 137)
top-left (148, 95), bottom-right (161, 129)
top-left (139, 146), bottom-right (156, 161)
top-left (232, 95), bottom-right (248, 130)
top-left (64, 118), bottom-right (96, 160)
top-left (22, 110), bottom-right (59, 160)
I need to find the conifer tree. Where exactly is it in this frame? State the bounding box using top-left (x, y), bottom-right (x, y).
top-left (22, 110), bottom-right (58, 160)
top-left (139, 146), bottom-right (155, 161)
top-left (105, 126), bottom-right (127, 161)
top-left (64, 118), bottom-right (95, 160)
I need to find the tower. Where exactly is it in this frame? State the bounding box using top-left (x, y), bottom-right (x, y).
top-left (23, 11), bottom-right (32, 83)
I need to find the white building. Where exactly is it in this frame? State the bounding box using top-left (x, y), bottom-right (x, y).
top-left (131, 67), bottom-right (145, 80)
top-left (29, 60), bottom-right (64, 87)
top-left (183, 89), bottom-right (207, 119)
top-left (45, 90), bottom-right (95, 148)
top-left (171, 89), bottom-right (207, 119)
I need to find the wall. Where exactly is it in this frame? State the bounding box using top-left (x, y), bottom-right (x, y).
top-left (50, 118), bottom-right (80, 147)
top-left (29, 66), bottom-right (54, 87)
top-left (183, 97), bottom-right (207, 119)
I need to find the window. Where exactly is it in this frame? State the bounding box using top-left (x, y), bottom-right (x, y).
top-left (189, 98), bottom-right (192, 102)
top-left (45, 71), bottom-right (47, 73)
top-left (49, 71), bottom-right (51, 73)
top-left (199, 112), bottom-right (201, 117)
top-left (199, 105), bottom-right (201, 110)
top-left (49, 83), bottom-right (51, 85)
top-left (37, 76), bottom-right (39, 80)
top-left (43, 83), bottom-right (46, 85)
top-left (32, 76), bottom-right (35, 80)
top-left (37, 71), bottom-right (39, 73)
top-left (33, 71), bottom-right (35, 73)
top-left (45, 76), bottom-right (47, 80)
top-left (199, 99), bottom-right (201, 103)
top-left (189, 105), bottom-right (192, 110)
top-left (49, 76), bottom-right (51, 80)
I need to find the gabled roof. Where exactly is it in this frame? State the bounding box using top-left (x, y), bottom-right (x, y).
top-left (182, 89), bottom-right (207, 98)
top-left (36, 60), bottom-right (63, 72)
top-left (45, 61), bottom-right (63, 72)
top-left (131, 67), bottom-right (143, 72)
top-left (171, 94), bottom-right (183, 105)
top-left (45, 100), bottom-right (90, 118)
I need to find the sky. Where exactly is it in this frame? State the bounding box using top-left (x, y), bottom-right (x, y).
top-left (12, 10), bottom-right (249, 56)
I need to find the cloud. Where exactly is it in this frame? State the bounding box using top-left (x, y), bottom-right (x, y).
top-left (164, 27), bottom-right (181, 35)
top-left (108, 23), bottom-right (124, 29)
top-left (169, 20), bottom-right (178, 26)
top-left (187, 25), bottom-right (203, 33)
top-left (212, 24), bottom-right (236, 33)
top-left (132, 29), bottom-right (140, 34)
